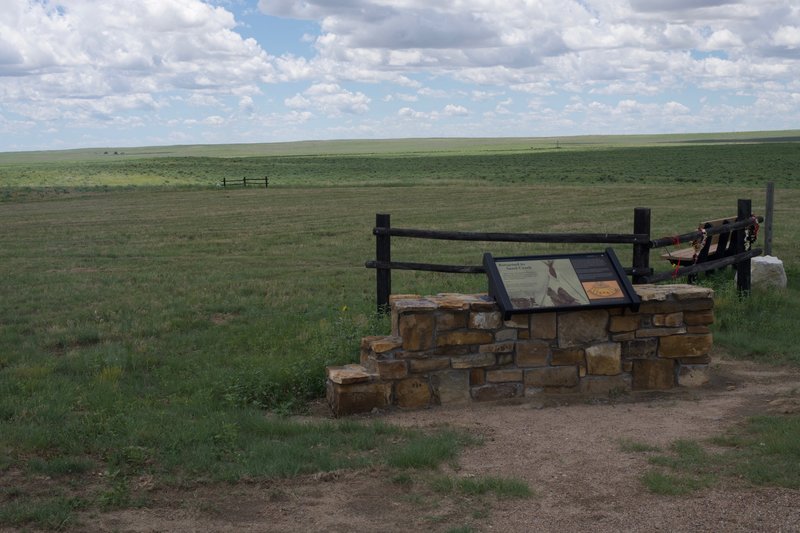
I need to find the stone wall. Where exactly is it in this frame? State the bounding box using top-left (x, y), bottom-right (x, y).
top-left (326, 284), bottom-right (714, 416)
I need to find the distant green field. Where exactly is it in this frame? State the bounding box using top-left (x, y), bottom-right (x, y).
top-left (2, 132), bottom-right (799, 190)
top-left (1, 135), bottom-right (799, 528)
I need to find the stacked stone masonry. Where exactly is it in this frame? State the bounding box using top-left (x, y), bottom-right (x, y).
top-left (326, 284), bottom-right (714, 416)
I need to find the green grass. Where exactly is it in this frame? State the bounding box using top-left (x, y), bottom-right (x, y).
top-left (635, 415), bottom-right (800, 495)
top-left (704, 269), bottom-right (800, 365)
top-left (1, 136), bottom-right (799, 527)
top-left (2, 136), bottom-right (799, 190)
top-left (430, 475), bottom-right (534, 498)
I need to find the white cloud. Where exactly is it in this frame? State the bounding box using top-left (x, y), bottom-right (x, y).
top-left (285, 83), bottom-right (371, 116)
top-left (0, 0), bottom-right (276, 123)
top-left (443, 104), bottom-right (468, 116)
top-left (3, 0), bottom-right (800, 149)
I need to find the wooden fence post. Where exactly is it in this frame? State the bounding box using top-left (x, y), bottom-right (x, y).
top-left (736, 198), bottom-right (752, 294)
top-left (632, 207), bottom-right (651, 284)
top-left (243, 177), bottom-right (247, 187)
top-left (265, 176), bottom-right (269, 188)
top-left (764, 182), bottom-right (774, 256)
top-left (223, 177), bottom-right (226, 187)
top-left (376, 213), bottom-right (391, 313)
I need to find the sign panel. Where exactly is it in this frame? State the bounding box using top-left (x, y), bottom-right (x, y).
top-left (484, 248), bottom-right (640, 318)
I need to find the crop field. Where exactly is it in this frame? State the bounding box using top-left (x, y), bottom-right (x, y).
top-left (1, 134), bottom-right (799, 528)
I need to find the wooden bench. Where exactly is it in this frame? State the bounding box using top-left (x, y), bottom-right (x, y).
top-left (661, 217), bottom-right (736, 266)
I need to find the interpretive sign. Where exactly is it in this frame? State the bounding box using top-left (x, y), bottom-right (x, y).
top-left (483, 248), bottom-right (640, 318)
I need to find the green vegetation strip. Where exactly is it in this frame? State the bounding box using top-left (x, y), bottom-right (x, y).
top-left (623, 415), bottom-right (800, 495)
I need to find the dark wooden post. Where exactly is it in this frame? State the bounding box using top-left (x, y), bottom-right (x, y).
top-left (376, 213), bottom-right (391, 313)
top-left (632, 207), bottom-right (651, 284)
top-left (764, 182), bottom-right (774, 256)
top-left (265, 176), bottom-right (269, 188)
top-left (243, 177), bottom-right (247, 187)
top-left (223, 177), bottom-right (226, 187)
top-left (736, 198), bottom-right (752, 294)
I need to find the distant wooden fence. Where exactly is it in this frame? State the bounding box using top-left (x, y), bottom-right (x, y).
top-left (221, 176), bottom-right (269, 188)
top-left (366, 199), bottom-right (764, 312)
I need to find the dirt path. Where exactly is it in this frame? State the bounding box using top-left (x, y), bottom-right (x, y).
top-left (84, 355), bottom-right (800, 532)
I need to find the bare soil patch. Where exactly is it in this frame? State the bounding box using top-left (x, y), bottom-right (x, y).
top-left (75, 354), bottom-right (800, 533)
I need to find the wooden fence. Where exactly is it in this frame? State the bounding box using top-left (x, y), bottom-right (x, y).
top-left (221, 176), bottom-right (269, 188)
top-left (366, 199), bottom-right (764, 312)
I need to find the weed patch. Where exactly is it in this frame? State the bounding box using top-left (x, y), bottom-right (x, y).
top-left (638, 415), bottom-right (800, 495)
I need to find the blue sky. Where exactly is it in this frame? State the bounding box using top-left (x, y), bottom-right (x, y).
top-left (1, 0), bottom-right (799, 151)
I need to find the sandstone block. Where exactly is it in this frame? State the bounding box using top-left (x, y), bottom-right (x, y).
top-left (632, 359), bottom-right (675, 390)
top-left (687, 326), bottom-right (711, 334)
top-left (586, 343), bottom-right (622, 376)
top-left (327, 364), bottom-right (373, 385)
top-left (531, 313), bottom-right (557, 339)
top-left (376, 359), bottom-right (408, 380)
top-left (408, 358), bottom-right (451, 373)
top-left (399, 312), bottom-right (435, 352)
top-left (551, 348), bottom-right (585, 366)
top-left (436, 311), bottom-right (468, 331)
top-left (469, 311), bottom-right (503, 330)
top-left (496, 353), bottom-right (514, 366)
top-left (435, 345), bottom-right (471, 357)
top-left (451, 352), bottom-right (496, 369)
top-left (470, 368), bottom-right (485, 386)
top-left (436, 330), bottom-right (494, 348)
top-left (558, 310), bottom-right (609, 347)
top-left (370, 336), bottom-right (403, 354)
top-left (468, 294), bottom-right (497, 311)
top-left (471, 383), bottom-right (522, 402)
top-left (639, 299), bottom-right (713, 314)
top-left (486, 369), bottom-right (523, 383)
top-left (621, 338), bottom-right (658, 359)
top-left (677, 365), bottom-right (711, 387)
top-left (683, 310), bottom-right (715, 326)
top-left (623, 360), bottom-right (633, 372)
top-left (430, 294), bottom-right (471, 310)
top-left (636, 327), bottom-right (686, 338)
top-left (390, 293), bottom-right (423, 304)
top-left (392, 298), bottom-right (438, 313)
top-left (495, 329), bottom-right (518, 341)
top-left (479, 342), bottom-right (515, 354)
top-left (658, 334), bottom-right (713, 358)
top-left (395, 378), bottom-right (432, 408)
top-left (518, 330), bottom-right (530, 340)
top-left (524, 366), bottom-right (579, 388)
top-left (609, 315), bottom-right (640, 332)
top-left (430, 370), bottom-right (471, 404)
top-left (634, 284), bottom-right (712, 301)
top-left (516, 340), bottom-right (550, 367)
top-left (327, 380), bottom-right (391, 416)
top-left (612, 332), bottom-right (636, 341)
top-left (653, 313), bottom-right (683, 327)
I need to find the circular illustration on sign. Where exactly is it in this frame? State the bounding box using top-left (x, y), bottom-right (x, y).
top-left (587, 282), bottom-right (618, 297)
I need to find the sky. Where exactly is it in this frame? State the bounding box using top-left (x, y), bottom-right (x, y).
top-left (1, 0), bottom-right (799, 152)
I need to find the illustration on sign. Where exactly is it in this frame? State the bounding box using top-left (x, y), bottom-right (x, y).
top-left (484, 248), bottom-right (639, 317)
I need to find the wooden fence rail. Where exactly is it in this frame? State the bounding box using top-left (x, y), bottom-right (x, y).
top-left (366, 199), bottom-right (764, 313)
top-left (221, 176), bottom-right (269, 188)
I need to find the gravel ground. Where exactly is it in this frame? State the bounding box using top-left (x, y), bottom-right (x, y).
top-left (78, 356), bottom-right (800, 533)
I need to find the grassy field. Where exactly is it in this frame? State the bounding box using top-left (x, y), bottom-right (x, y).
top-left (1, 135), bottom-right (799, 527)
top-left (2, 131), bottom-right (799, 190)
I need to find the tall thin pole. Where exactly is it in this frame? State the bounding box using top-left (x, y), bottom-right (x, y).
top-left (632, 207), bottom-right (651, 284)
top-left (736, 199), bottom-right (752, 295)
top-left (764, 182), bottom-right (774, 256)
top-left (376, 213), bottom-right (391, 313)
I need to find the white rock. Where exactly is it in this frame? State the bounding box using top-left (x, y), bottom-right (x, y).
top-left (751, 255), bottom-right (787, 289)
